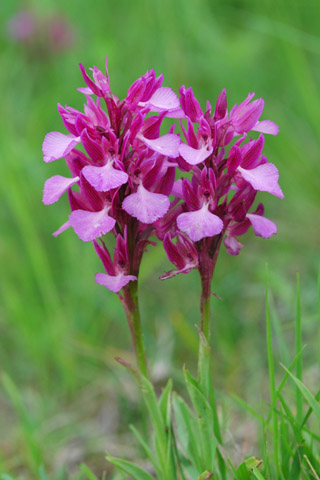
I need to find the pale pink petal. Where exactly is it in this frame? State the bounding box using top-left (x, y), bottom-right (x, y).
top-left (122, 184), bottom-right (170, 224)
top-left (140, 134), bottom-right (180, 158)
top-left (77, 87), bottom-right (94, 95)
top-left (179, 143), bottom-right (213, 165)
top-left (69, 208), bottom-right (115, 242)
top-left (95, 272), bottom-right (137, 293)
top-left (238, 163), bottom-right (284, 198)
top-left (42, 132), bottom-right (81, 162)
top-left (142, 87), bottom-right (180, 111)
top-left (224, 235), bottom-right (243, 255)
top-left (252, 120), bottom-right (279, 135)
top-left (165, 108), bottom-right (186, 119)
top-left (53, 220), bottom-right (71, 237)
top-left (177, 204), bottom-right (223, 242)
top-left (43, 175), bottom-right (79, 205)
top-left (160, 264), bottom-right (196, 280)
top-left (82, 163), bottom-right (128, 191)
top-left (247, 213), bottom-right (277, 238)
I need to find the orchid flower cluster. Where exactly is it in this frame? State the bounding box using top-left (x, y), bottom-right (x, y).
top-left (42, 58), bottom-right (282, 354)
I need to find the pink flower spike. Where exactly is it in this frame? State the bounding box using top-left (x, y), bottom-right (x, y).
top-left (43, 175), bottom-right (79, 205)
top-left (247, 213), bottom-right (277, 238)
top-left (122, 184), bottom-right (170, 224)
top-left (179, 143), bottom-right (213, 166)
top-left (140, 134), bottom-right (180, 158)
top-left (177, 204), bottom-right (223, 242)
top-left (238, 163), bottom-right (284, 198)
top-left (69, 208), bottom-right (116, 242)
top-left (140, 87), bottom-right (180, 112)
top-left (82, 163), bottom-right (128, 192)
top-left (252, 120), bottom-right (279, 135)
top-left (42, 132), bottom-right (81, 162)
top-left (95, 272), bottom-right (137, 293)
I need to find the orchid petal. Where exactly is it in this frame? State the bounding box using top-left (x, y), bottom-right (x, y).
top-left (77, 87), bottom-right (94, 95)
top-left (69, 208), bottom-right (115, 242)
top-left (122, 184), bottom-right (170, 224)
top-left (224, 235), bottom-right (243, 255)
top-left (238, 163), bottom-right (284, 198)
top-left (252, 120), bottom-right (279, 135)
top-left (82, 163), bottom-right (128, 191)
top-left (140, 134), bottom-right (180, 158)
top-left (247, 213), bottom-right (277, 238)
top-left (42, 132), bottom-right (81, 162)
top-left (179, 143), bottom-right (213, 165)
top-left (95, 272), bottom-right (137, 293)
top-left (43, 175), bottom-right (79, 205)
top-left (160, 264), bottom-right (196, 280)
top-left (165, 108), bottom-right (186, 119)
top-left (53, 220), bottom-right (71, 237)
top-left (142, 87), bottom-right (180, 111)
top-left (177, 204), bottom-right (223, 242)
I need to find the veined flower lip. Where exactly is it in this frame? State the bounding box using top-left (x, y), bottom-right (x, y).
top-left (177, 202), bottom-right (224, 242)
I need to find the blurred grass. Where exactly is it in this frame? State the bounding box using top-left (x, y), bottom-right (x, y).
top-left (0, 0), bottom-right (319, 476)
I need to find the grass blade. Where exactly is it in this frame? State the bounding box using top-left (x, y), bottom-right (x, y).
top-left (281, 365), bottom-right (320, 419)
top-left (265, 265), bottom-right (280, 475)
top-left (295, 273), bottom-right (303, 424)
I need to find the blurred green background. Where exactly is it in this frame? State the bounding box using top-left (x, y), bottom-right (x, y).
top-left (0, 0), bottom-right (319, 477)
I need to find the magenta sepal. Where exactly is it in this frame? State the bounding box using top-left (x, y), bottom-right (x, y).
top-left (179, 86), bottom-right (203, 123)
top-left (161, 232), bottom-right (199, 279)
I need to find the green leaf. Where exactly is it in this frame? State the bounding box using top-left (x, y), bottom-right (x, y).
top-left (236, 462), bottom-right (252, 480)
top-left (184, 368), bottom-right (216, 471)
top-left (197, 471), bottom-right (213, 480)
top-left (281, 365), bottom-right (320, 419)
top-left (231, 394), bottom-right (262, 421)
top-left (1, 372), bottom-right (42, 471)
top-left (80, 464), bottom-right (100, 480)
top-left (252, 468), bottom-right (266, 480)
top-left (159, 378), bottom-right (173, 426)
top-left (129, 425), bottom-right (159, 474)
top-left (265, 265), bottom-right (280, 477)
top-left (295, 273), bottom-right (303, 424)
top-left (235, 457), bottom-right (264, 480)
top-left (39, 466), bottom-right (49, 480)
top-left (245, 457), bottom-right (263, 470)
top-left (288, 448), bottom-right (301, 480)
top-left (173, 393), bottom-right (202, 473)
top-left (106, 455), bottom-right (154, 480)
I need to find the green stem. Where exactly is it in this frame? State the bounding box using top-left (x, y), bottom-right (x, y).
top-left (122, 280), bottom-right (148, 377)
top-left (201, 290), bottom-right (211, 342)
